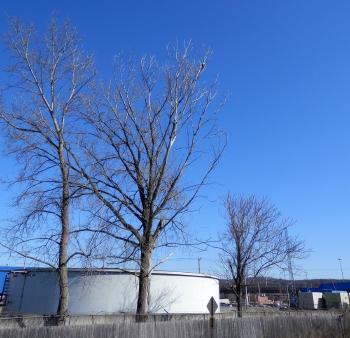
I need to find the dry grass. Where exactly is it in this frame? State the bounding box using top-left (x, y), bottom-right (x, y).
top-left (0, 311), bottom-right (348, 338)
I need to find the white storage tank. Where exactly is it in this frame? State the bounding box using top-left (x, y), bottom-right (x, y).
top-left (4, 268), bottom-right (220, 315)
top-left (298, 292), bottom-right (323, 310)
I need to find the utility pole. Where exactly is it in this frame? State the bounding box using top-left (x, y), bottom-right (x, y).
top-left (23, 251), bottom-right (29, 270)
top-left (338, 258), bottom-right (344, 280)
top-left (304, 272), bottom-right (308, 288)
top-left (286, 231), bottom-right (295, 307)
top-left (198, 257), bottom-right (202, 274)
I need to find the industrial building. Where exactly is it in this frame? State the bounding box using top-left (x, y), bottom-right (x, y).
top-left (322, 292), bottom-right (349, 309)
top-left (298, 281), bottom-right (350, 309)
top-left (298, 292), bottom-right (323, 310)
top-left (3, 268), bottom-right (220, 315)
top-left (298, 291), bottom-right (350, 310)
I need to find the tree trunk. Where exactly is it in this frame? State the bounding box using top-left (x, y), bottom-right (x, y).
top-left (236, 286), bottom-right (243, 318)
top-left (235, 273), bottom-right (243, 318)
top-left (136, 243), bottom-right (152, 321)
top-left (57, 189), bottom-right (69, 322)
top-left (57, 264), bottom-right (69, 322)
top-left (57, 141), bottom-right (70, 323)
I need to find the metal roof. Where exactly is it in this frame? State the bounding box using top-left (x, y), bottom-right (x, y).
top-left (300, 282), bottom-right (350, 293)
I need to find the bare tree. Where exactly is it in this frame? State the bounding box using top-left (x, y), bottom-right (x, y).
top-left (0, 17), bottom-right (95, 320)
top-left (219, 194), bottom-right (305, 316)
top-left (69, 45), bottom-right (225, 316)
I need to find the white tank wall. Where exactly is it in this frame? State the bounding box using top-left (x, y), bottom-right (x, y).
top-left (5, 270), bottom-right (220, 315)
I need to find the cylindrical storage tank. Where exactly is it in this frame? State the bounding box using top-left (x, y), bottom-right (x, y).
top-left (5, 269), bottom-right (220, 315)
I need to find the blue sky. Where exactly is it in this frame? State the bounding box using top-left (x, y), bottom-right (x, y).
top-left (1, 0), bottom-right (350, 279)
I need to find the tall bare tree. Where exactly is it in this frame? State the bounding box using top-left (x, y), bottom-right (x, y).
top-left (0, 17), bottom-right (95, 320)
top-left (69, 45), bottom-right (225, 316)
top-left (219, 194), bottom-right (305, 316)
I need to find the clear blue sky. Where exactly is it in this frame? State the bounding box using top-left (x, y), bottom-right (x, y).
top-left (1, 0), bottom-right (350, 279)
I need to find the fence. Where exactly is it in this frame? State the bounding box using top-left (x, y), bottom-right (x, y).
top-left (0, 311), bottom-right (349, 338)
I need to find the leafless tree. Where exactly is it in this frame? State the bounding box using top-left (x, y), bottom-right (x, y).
top-left (0, 17), bottom-right (95, 320)
top-left (219, 194), bottom-right (305, 316)
top-left (69, 44), bottom-right (225, 316)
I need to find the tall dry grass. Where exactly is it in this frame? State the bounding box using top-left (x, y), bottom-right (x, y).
top-left (0, 311), bottom-right (348, 338)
